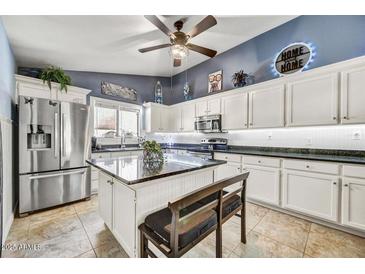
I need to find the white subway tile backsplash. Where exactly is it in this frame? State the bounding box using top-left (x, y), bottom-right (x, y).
top-left (146, 125), bottom-right (365, 150)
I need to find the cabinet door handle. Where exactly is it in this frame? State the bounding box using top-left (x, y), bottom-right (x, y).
top-left (344, 184), bottom-right (349, 187)
top-left (333, 182), bottom-right (337, 185)
top-left (306, 165), bottom-right (310, 168)
top-left (333, 117), bottom-right (337, 120)
top-left (343, 116), bottom-right (347, 120)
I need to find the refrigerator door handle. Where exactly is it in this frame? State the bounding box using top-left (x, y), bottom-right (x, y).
top-left (29, 169), bottom-right (86, 180)
top-left (54, 112), bottom-right (59, 158)
top-left (61, 113), bottom-right (66, 157)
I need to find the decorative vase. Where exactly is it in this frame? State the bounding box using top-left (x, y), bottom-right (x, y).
top-left (183, 82), bottom-right (192, 101)
top-left (154, 81), bottom-right (163, 104)
top-left (143, 150), bottom-right (164, 164)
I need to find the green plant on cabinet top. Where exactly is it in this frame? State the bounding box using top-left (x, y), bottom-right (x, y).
top-left (39, 65), bottom-right (71, 92)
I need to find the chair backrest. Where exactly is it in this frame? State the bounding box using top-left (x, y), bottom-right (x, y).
top-left (167, 172), bottom-right (249, 253)
top-left (168, 172), bottom-right (249, 212)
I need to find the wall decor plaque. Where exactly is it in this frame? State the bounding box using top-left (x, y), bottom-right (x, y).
top-left (208, 70), bottom-right (223, 93)
top-left (101, 81), bottom-right (137, 101)
top-left (274, 42), bottom-right (314, 76)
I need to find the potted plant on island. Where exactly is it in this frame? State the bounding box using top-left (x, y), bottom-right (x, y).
top-left (39, 65), bottom-right (72, 92)
top-left (142, 140), bottom-right (164, 172)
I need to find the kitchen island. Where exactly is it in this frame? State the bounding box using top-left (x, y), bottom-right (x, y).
top-left (87, 153), bottom-right (226, 257)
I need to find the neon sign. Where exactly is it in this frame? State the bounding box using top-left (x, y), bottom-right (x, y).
top-left (272, 42), bottom-right (316, 76)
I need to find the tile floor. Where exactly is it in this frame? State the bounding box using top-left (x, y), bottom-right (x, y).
top-left (2, 196), bottom-right (365, 258)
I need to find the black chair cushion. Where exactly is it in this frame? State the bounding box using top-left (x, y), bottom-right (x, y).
top-left (144, 202), bottom-right (217, 249)
top-left (197, 191), bottom-right (242, 217)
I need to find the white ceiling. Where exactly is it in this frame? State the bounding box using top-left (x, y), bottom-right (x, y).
top-left (2, 15), bottom-right (296, 77)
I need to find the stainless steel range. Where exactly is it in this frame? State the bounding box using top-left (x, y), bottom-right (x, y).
top-left (186, 138), bottom-right (228, 160)
top-left (18, 96), bottom-right (91, 215)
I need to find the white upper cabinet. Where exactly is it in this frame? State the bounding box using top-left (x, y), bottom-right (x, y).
top-left (286, 73), bottom-right (339, 126)
top-left (169, 106), bottom-right (181, 132)
top-left (143, 103), bottom-right (170, 132)
top-left (341, 66), bottom-right (365, 124)
top-left (181, 102), bottom-right (196, 132)
top-left (207, 98), bottom-right (221, 115)
top-left (195, 97), bottom-right (221, 117)
top-left (248, 85), bottom-right (285, 128)
top-left (15, 74), bottom-right (91, 104)
top-left (168, 103), bottom-right (195, 132)
top-left (195, 100), bottom-right (208, 117)
top-left (221, 92), bottom-right (248, 130)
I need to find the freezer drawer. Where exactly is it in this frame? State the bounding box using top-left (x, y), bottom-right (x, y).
top-left (19, 167), bottom-right (91, 214)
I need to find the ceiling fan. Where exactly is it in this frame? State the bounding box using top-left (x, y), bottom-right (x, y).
top-left (138, 15), bottom-right (218, 67)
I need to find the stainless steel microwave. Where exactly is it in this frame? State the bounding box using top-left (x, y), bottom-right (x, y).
top-left (194, 114), bottom-right (223, 133)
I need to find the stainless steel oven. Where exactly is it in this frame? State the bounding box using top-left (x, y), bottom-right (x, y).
top-left (194, 114), bottom-right (222, 133)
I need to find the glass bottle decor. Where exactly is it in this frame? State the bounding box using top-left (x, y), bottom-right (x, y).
top-left (183, 82), bottom-right (192, 101)
top-left (154, 81), bottom-right (163, 104)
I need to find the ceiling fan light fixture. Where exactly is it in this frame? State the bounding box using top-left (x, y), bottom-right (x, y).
top-left (170, 44), bottom-right (189, 60)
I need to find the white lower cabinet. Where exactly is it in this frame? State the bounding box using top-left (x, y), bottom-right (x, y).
top-left (245, 164), bottom-right (280, 206)
top-left (98, 172), bottom-right (114, 229)
top-left (214, 162), bottom-right (243, 192)
top-left (341, 178), bottom-right (365, 230)
top-left (98, 172), bottom-right (137, 256)
top-left (282, 170), bottom-right (339, 222)
top-left (112, 180), bottom-right (136, 256)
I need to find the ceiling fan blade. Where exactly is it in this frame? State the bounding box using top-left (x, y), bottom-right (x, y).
top-left (173, 59), bottom-right (181, 67)
top-left (138, 44), bottom-right (171, 53)
top-left (187, 15), bottom-right (217, 39)
top-left (144, 15), bottom-right (176, 38)
top-left (187, 43), bottom-right (217, 58)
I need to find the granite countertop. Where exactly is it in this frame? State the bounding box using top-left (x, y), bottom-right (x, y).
top-left (87, 153), bottom-right (226, 185)
top-left (161, 144), bottom-right (365, 164)
top-left (92, 146), bottom-right (144, 153)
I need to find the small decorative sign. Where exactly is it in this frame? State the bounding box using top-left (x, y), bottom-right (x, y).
top-left (274, 42), bottom-right (314, 76)
top-left (101, 81), bottom-right (137, 101)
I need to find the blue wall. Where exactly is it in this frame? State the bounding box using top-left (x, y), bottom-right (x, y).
top-left (64, 70), bottom-right (171, 105)
top-left (18, 67), bottom-right (172, 106)
top-left (0, 19), bottom-right (16, 119)
top-left (18, 16), bottom-right (365, 106)
top-left (170, 16), bottom-right (365, 105)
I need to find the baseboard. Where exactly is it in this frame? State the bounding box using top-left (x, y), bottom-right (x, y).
top-left (247, 198), bottom-right (365, 238)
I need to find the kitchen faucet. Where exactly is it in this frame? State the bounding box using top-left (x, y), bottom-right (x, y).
top-left (120, 132), bottom-right (126, 148)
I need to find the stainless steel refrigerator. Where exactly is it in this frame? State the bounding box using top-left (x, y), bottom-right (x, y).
top-left (18, 96), bottom-right (91, 215)
top-left (0, 120), bottom-right (3, 253)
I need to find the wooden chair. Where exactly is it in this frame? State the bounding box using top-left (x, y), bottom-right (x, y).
top-left (138, 172), bottom-right (249, 258)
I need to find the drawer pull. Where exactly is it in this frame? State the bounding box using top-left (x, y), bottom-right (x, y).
top-left (333, 182), bottom-right (337, 185)
top-left (343, 116), bottom-right (347, 120)
top-left (333, 117), bottom-right (337, 120)
top-left (258, 160), bottom-right (261, 163)
top-left (306, 165), bottom-right (310, 168)
top-left (344, 184), bottom-right (349, 187)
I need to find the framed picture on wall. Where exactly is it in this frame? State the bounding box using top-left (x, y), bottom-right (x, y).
top-left (208, 70), bottom-right (223, 93)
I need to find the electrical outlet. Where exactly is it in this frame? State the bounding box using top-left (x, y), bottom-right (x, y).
top-left (352, 131), bottom-right (362, 140)
top-left (306, 137), bottom-right (312, 146)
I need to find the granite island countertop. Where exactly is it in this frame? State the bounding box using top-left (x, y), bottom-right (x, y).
top-left (87, 153), bottom-right (226, 185)
top-left (92, 146), bottom-right (144, 153)
top-left (161, 144), bottom-right (365, 165)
